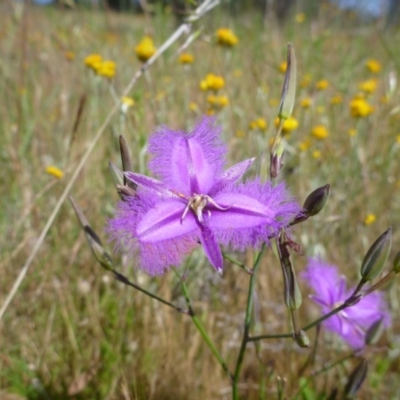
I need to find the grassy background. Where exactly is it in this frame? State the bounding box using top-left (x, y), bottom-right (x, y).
top-left (1, 2), bottom-right (400, 399)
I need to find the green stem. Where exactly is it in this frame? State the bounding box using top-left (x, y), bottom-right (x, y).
top-left (292, 352), bottom-right (355, 400)
top-left (176, 269), bottom-right (233, 382)
top-left (112, 270), bottom-right (186, 313)
top-left (232, 245), bottom-right (265, 400)
top-left (223, 252), bottom-right (253, 274)
top-left (249, 302), bottom-right (348, 342)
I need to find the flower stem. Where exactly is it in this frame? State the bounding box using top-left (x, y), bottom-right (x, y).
top-left (223, 252), bottom-right (253, 274)
top-left (232, 245), bottom-right (265, 400)
top-left (175, 269), bottom-right (233, 382)
top-left (112, 270), bottom-right (187, 313)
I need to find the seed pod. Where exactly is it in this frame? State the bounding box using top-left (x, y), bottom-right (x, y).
top-left (360, 227), bottom-right (392, 282)
top-left (344, 359), bottom-right (368, 399)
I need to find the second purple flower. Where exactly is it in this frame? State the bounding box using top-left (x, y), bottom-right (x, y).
top-left (107, 117), bottom-right (301, 275)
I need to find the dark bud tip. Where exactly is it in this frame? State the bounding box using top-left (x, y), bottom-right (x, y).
top-left (344, 359), bottom-right (368, 399)
top-left (303, 184), bottom-right (330, 217)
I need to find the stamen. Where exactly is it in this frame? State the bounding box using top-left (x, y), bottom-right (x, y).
top-left (180, 193), bottom-right (231, 224)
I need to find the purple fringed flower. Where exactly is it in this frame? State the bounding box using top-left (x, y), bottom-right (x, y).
top-left (107, 117), bottom-right (301, 275)
top-left (301, 257), bottom-right (391, 349)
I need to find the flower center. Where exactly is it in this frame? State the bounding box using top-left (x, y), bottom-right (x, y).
top-left (181, 194), bottom-right (230, 223)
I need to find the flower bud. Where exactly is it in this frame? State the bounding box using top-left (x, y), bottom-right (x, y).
top-left (360, 227), bottom-right (392, 282)
top-left (393, 250), bottom-right (400, 274)
top-left (278, 233), bottom-right (302, 310)
top-left (270, 141), bottom-right (285, 179)
top-left (303, 184), bottom-right (330, 217)
top-left (278, 43), bottom-right (297, 120)
top-left (344, 359), bottom-right (368, 399)
top-left (365, 317), bottom-right (385, 346)
top-left (294, 330), bottom-right (310, 348)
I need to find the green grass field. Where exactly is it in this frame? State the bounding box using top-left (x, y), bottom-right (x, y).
top-left (1, 2), bottom-right (400, 399)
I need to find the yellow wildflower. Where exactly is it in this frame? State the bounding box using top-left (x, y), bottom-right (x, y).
top-left (278, 61), bottom-right (287, 73)
top-left (316, 79), bottom-right (329, 90)
top-left (330, 94), bottom-right (343, 105)
top-left (348, 128), bottom-right (357, 137)
top-left (65, 51), bottom-right (75, 61)
top-left (299, 139), bottom-right (311, 152)
top-left (236, 130), bottom-right (245, 138)
top-left (135, 36), bottom-right (156, 62)
top-left (84, 53), bottom-right (102, 71)
top-left (249, 118), bottom-right (267, 131)
top-left (350, 98), bottom-right (374, 118)
top-left (216, 28), bottom-right (239, 47)
top-left (366, 59), bottom-right (381, 73)
top-left (46, 165), bottom-right (64, 179)
top-left (300, 97), bottom-right (312, 108)
top-left (311, 125), bottom-right (329, 140)
top-left (299, 73), bottom-right (312, 88)
top-left (207, 95), bottom-right (229, 109)
top-left (396, 134), bottom-right (400, 144)
top-left (178, 52), bottom-right (194, 64)
top-left (312, 150), bottom-right (321, 159)
top-left (295, 13), bottom-right (306, 23)
top-left (121, 96), bottom-right (135, 113)
top-left (364, 214), bottom-right (376, 226)
top-left (275, 116), bottom-right (299, 133)
top-left (96, 60), bottom-right (116, 78)
top-left (206, 108), bottom-right (215, 116)
top-left (199, 74), bottom-right (225, 91)
top-left (359, 79), bottom-right (378, 94)
top-left (316, 106), bottom-right (325, 114)
top-left (189, 102), bottom-right (199, 112)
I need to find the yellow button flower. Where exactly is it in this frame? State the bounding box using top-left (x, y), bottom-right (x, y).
top-left (46, 166), bottom-right (64, 179)
top-left (364, 213), bottom-right (376, 225)
top-left (278, 61), bottom-right (287, 73)
top-left (299, 139), bottom-right (311, 152)
top-left (178, 52), bottom-right (194, 64)
top-left (216, 28), bottom-right (239, 47)
top-left (300, 97), bottom-right (312, 108)
top-left (249, 117), bottom-right (267, 131)
top-left (365, 59), bottom-right (381, 73)
top-left (350, 98), bottom-right (374, 118)
top-left (199, 74), bottom-right (225, 91)
top-left (135, 36), bottom-right (157, 62)
top-left (311, 125), bottom-right (329, 140)
top-left (299, 73), bottom-right (312, 88)
top-left (96, 60), bottom-right (116, 78)
top-left (65, 51), bottom-right (75, 61)
top-left (312, 150), bottom-right (321, 159)
top-left (207, 95), bottom-right (229, 109)
top-left (330, 94), bottom-right (343, 105)
top-left (84, 53), bottom-right (102, 71)
top-left (316, 79), bottom-right (329, 90)
top-left (121, 96), bottom-right (135, 113)
top-left (275, 116), bottom-right (299, 133)
top-left (358, 79), bottom-right (378, 94)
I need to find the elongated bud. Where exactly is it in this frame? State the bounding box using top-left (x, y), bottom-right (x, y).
top-left (344, 359), bottom-right (368, 399)
top-left (270, 141), bottom-right (285, 179)
top-left (294, 330), bottom-right (310, 348)
top-left (109, 161), bottom-right (124, 187)
top-left (119, 135), bottom-right (136, 189)
top-left (360, 227), bottom-right (392, 282)
top-left (303, 184), bottom-right (330, 217)
top-left (278, 43), bottom-right (297, 120)
top-left (365, 317), bottom-right (385, 346)
top-left (278, 232), bottom-right (302, 310)
top-left (393, 250), bottom-right (400, 274)
top-left (69, 196), bottom-right (114, 271)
